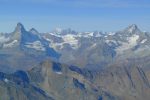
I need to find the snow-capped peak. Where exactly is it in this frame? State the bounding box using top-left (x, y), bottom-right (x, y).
top-left (125, 24), bottom-right (139, 33)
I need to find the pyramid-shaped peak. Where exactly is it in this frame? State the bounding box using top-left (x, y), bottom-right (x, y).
top-left (17, 22), bottom-right (24, 27)
top-left (14, 22), bottom-right (26, 33)
top-left (29, 28), bottom-right (39, 34)
top-left (128, 24), bottom-right (138, 29)
top-left (16, 22), bottom-right (25, 29)
top-left (124, 24), bottom-right (140, 33)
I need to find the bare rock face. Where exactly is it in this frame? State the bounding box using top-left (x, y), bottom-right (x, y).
top-left (0, 59), bottom-right (117, 100)
top-left (92, 62), bottom-right (150, 100)
top-left (0, 71), bottom-right (53, 100)
top-left (27, 59), bottom-right (150, 100)
top-left (0, 58), bottom-right (150, 100)
top-left (27, 59), bottom-right (119, 100)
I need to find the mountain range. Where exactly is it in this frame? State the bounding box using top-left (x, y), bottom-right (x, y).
top-left (0, 23), bottom-right (150, 100)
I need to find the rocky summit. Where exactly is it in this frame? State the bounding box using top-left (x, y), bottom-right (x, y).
top-left (0, 23), bottom-right (150, 100)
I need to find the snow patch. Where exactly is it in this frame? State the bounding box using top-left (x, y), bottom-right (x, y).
top-left (55, 72), bottom-right (62, 75)
top-left (49, 34), bottom-right (78, 49)
top-left (0, 36), bottom-right (10, 43)
top-left (104, 35), bottom-right (108, 38)
top-left (108, 32), bottom-right (115, 36)
top-left (105, 40), bottom-right (118, 46)
top-left (47, 33), bottom-right (79, 49)
top-left (77, 32), bottom-right (96, 37)
top-left (116, 35), bottom-right (139, 53)
top-left (48, 33), bottom-right (62, 38)
top-left (62, 34), bottom-right (78, 49)
top-left (141, 39), bottom-right (147, 44)
top-left (3, 40), bottom-right (18, 48)
top-left (106, 40), bottom-right (117, 44)
top-left (50, 42), bottom-right (64, 50)
top-left (63, 34), bottom-right (76, 42)
top-left (88, 43), bottom-right (97, 50)
top-left (4, 78), bottom-right (9, 83)
top-left (94, 34), bottom-right (102, 37)
top-left (25, 41), bottom-right (45, 51)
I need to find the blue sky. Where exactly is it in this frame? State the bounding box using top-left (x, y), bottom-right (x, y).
top-left (0, 0), bottom-right (150, 32)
